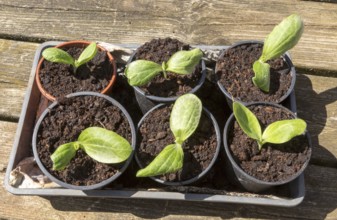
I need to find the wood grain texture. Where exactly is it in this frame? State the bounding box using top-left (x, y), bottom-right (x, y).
top-left (0, 39), bottom-right (39, 121)
top-left (0, 0), bottom-right (337, 72)
top-left (296, 73), bottom-right (337, 167)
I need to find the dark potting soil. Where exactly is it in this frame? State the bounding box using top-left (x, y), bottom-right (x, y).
top-left (134, 38), bottom-right (202, 97)
top-left (216, 43), bottom-right (292, 103)
top-left (39, 46), bottom-right (113, 99)
top-left (228, 105), bottom-right (311, 182)
top-left (36, 95), bottom-right (132, 186)
top-left (137, 105), bottom-right (218, 182)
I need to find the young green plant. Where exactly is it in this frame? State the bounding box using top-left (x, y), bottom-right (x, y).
top-left (42, 42), bottom-right (98, 73)
top-left (136, 94), bottom-right (202, 177)
top-left (252, 14), bottom-right (304, 92)
top-left (125, 48), bottom-right (203, 86)
top-left (51, 127), bottom-right (132, 170)
top-left (233, 102), bottom-right (306, 150)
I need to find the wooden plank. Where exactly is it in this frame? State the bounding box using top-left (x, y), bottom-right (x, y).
top-left (0, 39), bottom-right (39, 121)
top-left (296, 73), bottom-right (337, 167)
top-left (0, 0), bottom-right (337, 72)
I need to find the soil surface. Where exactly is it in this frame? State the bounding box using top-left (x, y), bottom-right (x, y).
top-left (216, 43), bottom-right (292, 103)
top-left (228, 104), bottom-right (311, 182)
top-left (137, 105), bottom-right (218, 182)
top-left (36, 95), bottom-right (132, 186)
top-left (134, 38), bottom-right (202, 97)
top-left (39, 46), bottom-right (113, 99)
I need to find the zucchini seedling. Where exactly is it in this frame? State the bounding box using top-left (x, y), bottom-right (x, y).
top-left (252, 14), bottom-right (304, 92)
top-left (233, 102), bottom-right (307, 150)
top-left (125, 48), bottom-right (203, 86)
top-left (136, 94), bottom-right (202, 177)
top-left (42, 42), bottom-right (98, 74)
top-left (50, 127), bottom-right (132, 171)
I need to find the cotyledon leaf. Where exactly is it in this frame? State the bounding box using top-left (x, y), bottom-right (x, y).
top-left (136, 144), bottom-right (183, 177)
top-left (78, 127), bottom-right (132, 164)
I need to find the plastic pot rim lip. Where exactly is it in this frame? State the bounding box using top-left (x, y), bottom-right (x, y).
top-left (125, 48), bottom-right (207, 103)
top-left (35, 40), bottom-right (117, 102)
top-left (223, 101), bottom-right (312, 186)
top-left (215, 40), bottom-right (296, 105)
top-left (135, 103), bottom-right (222, 186)
top-left (32, 91), bottom-right (136, 190)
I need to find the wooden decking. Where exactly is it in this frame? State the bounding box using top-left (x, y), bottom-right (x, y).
top-left (0, 0), bottom-right (336, 219)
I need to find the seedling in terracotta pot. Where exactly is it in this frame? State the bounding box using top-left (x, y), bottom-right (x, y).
top-left (51, 127), bottom-right (132, 170)
top-left (233, 102), bottom-right (306, 150)
top-left (253, 14), bottom-right (303, 92)
top-left (42, 42), bottom-right (98, 73)
top-left (136, 94), bottom-right (202, 177)
top-left (125, 48), bottom-right (203, 86)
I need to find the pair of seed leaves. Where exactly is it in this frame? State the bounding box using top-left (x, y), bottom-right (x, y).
top-left (233, 102), bottom-right (307, 150)
top-left (253, 14), bottom-right (304, 92)
top-left (42, 42), bottom-right (98, 73)
top-left (125, 48), bottom-right (203, 86)
top-left (50, 94), bottom-right (202, 175)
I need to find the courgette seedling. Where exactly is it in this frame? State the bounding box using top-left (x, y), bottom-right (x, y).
top-left (233, 102), bottom-right (307, 150)
top-left (125, 48), bottom-right (203, 86)
top-left (136, 94), bottom-right (202, 177)
top-left (50, 127), bottom-right (132, 171)
top-left (252, 14), bottom-right (304, 92)
top-left (42, 42), bottom-right (98, 74)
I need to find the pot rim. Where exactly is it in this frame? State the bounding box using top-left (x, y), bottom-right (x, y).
top-left (223, 101), bottom-right (312, 187)
top-left (135, 103), bottom-right (221, 186)
top-left (35, 40), bottom-right (117, 102)
top-left (215, 40), bottom-right (296, 105)
top-left (32, 91), bottom-right (136, 190)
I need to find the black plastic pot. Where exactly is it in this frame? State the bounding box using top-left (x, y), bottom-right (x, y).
top-left (215, 40), bottom-right (296, 108)
top-left (32, 91), bottom-right (136, 190)
top-left (127, 50), bottom-right (207, 114)
top-left (135, 103), bottom-right (221, 186)
top-left (223, 102), bottom-right (312, 193)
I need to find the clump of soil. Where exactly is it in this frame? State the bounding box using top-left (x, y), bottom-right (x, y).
top-left (228, 104), bottom-right (311, 182)
top-left (137, 105), bottom-right (218, 182)
top-left (134, 38), bottom-right (203, 97)
top-left (36, 95), bottom-right (132, 186)
top-left (39, 45), bottom-right (113, 99)
top-left (216, 43), bottom-right (292, 103)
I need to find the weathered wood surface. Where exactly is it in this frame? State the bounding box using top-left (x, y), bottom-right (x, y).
top-left (1, 121), bottom-right (336, 220)
top-left (0, 39), bottom-right (38, 121)
top-left (1, 0), bottom-right (337, 219)
top-left (0, 0), bottom-right (337, 73)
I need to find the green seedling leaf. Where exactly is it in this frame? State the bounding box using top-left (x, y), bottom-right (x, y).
top-left (125, 60), bottom-right (163, 86)
top-left (170, 94), bottom-right (202, 144)
top-left (261, 14), bottom-right (304, 62)
top-left (51, 142), bottom-right (78, 171)
top-left (166, 48), bottom-right (203, 75)
top-left (253, 14), bottom-right (303, 92)
top-left (136, 144), bottom-right (183, 177)
top-left (42, 47), bottom-right (75, 66)
top-left (74, 42), bottom-right (98, 68)
top-left (262, 119), bottom-right (307, 145)
top-left (252, 60), bottom-right (271, 92)
top-left (233, 102), bottom-right (262, 145)
top-left (79, 127), bottom-right (132, 164)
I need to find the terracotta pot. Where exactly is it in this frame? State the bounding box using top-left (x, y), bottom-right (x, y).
top-left (36, 40), bottom-right (117, 101)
